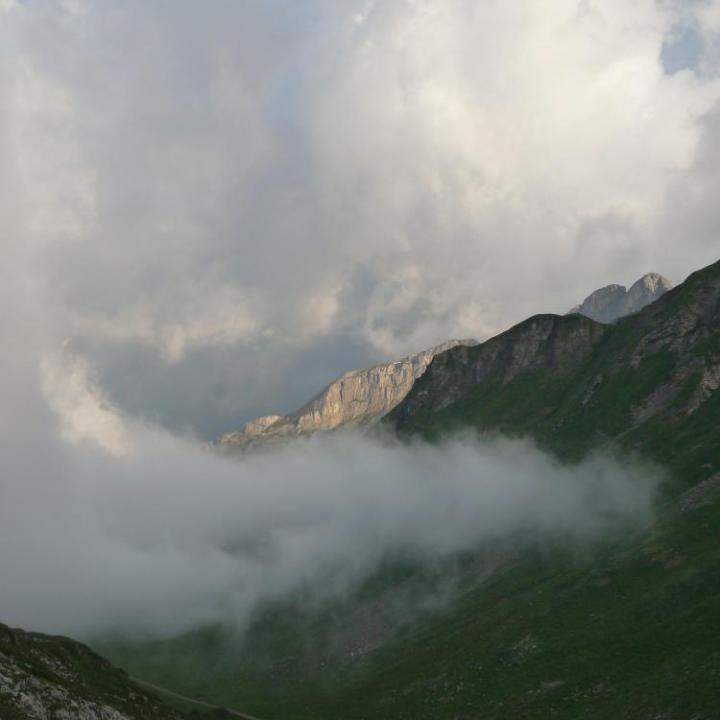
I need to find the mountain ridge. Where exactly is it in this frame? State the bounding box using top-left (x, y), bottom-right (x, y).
top-left (391, 259), bottom-right (719, 490)
top-left (218, 272), bottom-right (673, 450)
top-left (218, 338), bottom-right (477, 450)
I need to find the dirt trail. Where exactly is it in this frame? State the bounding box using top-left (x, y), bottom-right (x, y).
top-left (130, 676), bottom-right (266, 720)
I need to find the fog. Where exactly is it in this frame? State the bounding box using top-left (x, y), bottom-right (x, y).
top-left (0, 344), bottom-right (658, 640)
top-left (0, 223), bottom-right (660, 642)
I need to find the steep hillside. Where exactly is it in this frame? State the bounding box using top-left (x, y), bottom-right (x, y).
top-left (217, 271), bottom-right (672, 453)
top-left (105, 260), bottom-right (720, 720)
top-left (105, 486), bottom-right (720, 720)
top-left (393, 259), bottom-right (720, 491)
top-left (568, 272), bottom-right (673, 323)
top-left (218, 339), bottom-right (475, 450)
top-left (0, 623), bottom-right (184, 720)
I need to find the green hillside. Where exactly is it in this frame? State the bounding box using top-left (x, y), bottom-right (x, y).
top-left (392, 259), bottom-right (720, 492)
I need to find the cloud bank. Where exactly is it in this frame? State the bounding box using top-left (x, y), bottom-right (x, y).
top-left (0, 344), bottom-right (658, 640)
top-left (1, 1), bottom-right (720, 436)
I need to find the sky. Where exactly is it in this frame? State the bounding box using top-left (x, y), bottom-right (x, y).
top-left (2, 0), bottom-right (720, 438)
top-left (3, 0), bottom-right (712, 641)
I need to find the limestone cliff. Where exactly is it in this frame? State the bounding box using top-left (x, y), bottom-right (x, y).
top-left (568, 272), bottom-right (673, 323)
top-left (218, 339), bottom-right (476, 449)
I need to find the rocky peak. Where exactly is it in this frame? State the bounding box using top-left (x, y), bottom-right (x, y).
top-left (626, 273), bottom-right (673, 307)
top-left (569, 273), bottom-right (672, 323)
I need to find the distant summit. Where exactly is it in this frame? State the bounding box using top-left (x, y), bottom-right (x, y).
top-left (568, 272), bottom-right (673, 323)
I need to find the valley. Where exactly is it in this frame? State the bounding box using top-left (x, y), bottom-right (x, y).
top-left (95, 260), bottom-right (719, 719)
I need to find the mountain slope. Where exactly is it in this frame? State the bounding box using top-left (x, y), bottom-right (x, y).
top-left (218, 271), bottom-right (672, 452)
top-left (0, 623), bottom-right (184, 720)
top-left (392, 260), bottom-right (719, 491)
top-left (568, 272), bottom-right (673, 323)
top-left (218, 339), bottom-right (475, 450)
top-left (220, 272), bottom-right (673, 453)
top-left (104, 483), bottom-right (720, 720)
top-left (106, 259), bottom-right (720, 720)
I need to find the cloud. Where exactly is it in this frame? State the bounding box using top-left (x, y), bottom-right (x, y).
top-left (0, 388), bottom-right (659, 640)
top-left (70, 284), bottom-right (261, 364)
top-left (0, 225), bottom-right (659, 642)
top-left (1, 1), bottom-right (720, 435)
top-left (0, 120), bottom-right (661, 644)
top-left (0, 3), bottom-right (712, 643)
top-left (41, 349), bottom-right (131, 457)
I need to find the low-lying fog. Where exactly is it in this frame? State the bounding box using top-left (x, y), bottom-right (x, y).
top-left (0, 347), bottom-right (658, 641)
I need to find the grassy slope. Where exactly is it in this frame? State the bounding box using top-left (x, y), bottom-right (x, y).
top-left (395, 259), bottom-right (720, 492)
top-left (103, 493), bottom-right (720, 720)
top-left (103, 261), bottom-right (720, 719)
top-left (331, 500), bottom-right (720, 719)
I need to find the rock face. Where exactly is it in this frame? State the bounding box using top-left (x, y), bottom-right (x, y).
top-left (0, 623), bottom-right (181, 720)
top-left (393, 314), bottom-right (609, 424)
top-left (568, 273), bottom-right (673, 323)
top-left (219, 339), bottom-right (476, 450)
top-left (220, 414), bottom-right (283, 446)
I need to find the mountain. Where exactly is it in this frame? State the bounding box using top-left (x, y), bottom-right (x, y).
top-left (106, 259), bottom-right (720, 720)
top-left (567, 272), bottom-right (673, 323)
top-left (392, 261), bottom-right (718, 488)
top-left (0, 623), bottom-right (184, 720)
top-left (218, 339), bottom-right (476, 450)
top-left (217, 272), bottom-right (672, 452)
top-left (218, 273), bottom-right (673, 452)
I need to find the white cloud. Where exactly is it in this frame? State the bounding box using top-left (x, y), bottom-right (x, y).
top-left (71, 285), bottom-right (260, 363)
top-left (698, 1), bottom-right (720, 35)
top-left (41, 349), bottom-right (131, 457)
top-left (0, 413), bottom-right (659, 639)
top-left (302, 284), bottom-right (342, 337)
top-left (1, 0), bottom-right (720, 432)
